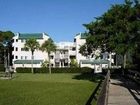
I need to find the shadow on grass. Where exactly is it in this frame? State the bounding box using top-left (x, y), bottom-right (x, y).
top-left (72, 72), bottom-right (104, 83)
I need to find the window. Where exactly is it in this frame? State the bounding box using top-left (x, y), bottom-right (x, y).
top-left (21, 48), bottom-right (25, 51)
top-left (21, 56), bottom-right (23, 59)
top-left (72, 47), bottom-right (76, 51)
top-left (21, 39), bottom-right (24, 42)
top-left (50, 56), bottom-right (54, 59)
top-left (15, 56), bottom-right (18, 59)
top-left (74, 38), bottom-right (76, 42)
top-left (12, 47), bottom-right (14, 51)
top-left (16, 39), bottom-right (18, 42)
top-left (25, 56), bottom-right (27, 59)
top-left (31, 56), bottom-right (34, 59)
top-left (15, 47), bottom-right (18, 51)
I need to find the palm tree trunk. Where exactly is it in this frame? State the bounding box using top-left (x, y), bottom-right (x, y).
top-left (122, 53), bottom-right (127, 75)
top-left (31, 51), bottom-right (34, 73)
top-left (123, 53), bottom-right (126, 69)
top-left (109, 52), bottom-right (112, 68)
top-left (48, 53), bottom-right (51, 74)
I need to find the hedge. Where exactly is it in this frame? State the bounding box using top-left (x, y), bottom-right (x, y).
top-left (0, 64), bottom-right (4, 72)
top-left (16, 67), bottom-right (93, 73)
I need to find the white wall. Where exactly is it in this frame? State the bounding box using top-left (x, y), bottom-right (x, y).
top-left (12, 33), bottom-right (50, 68)
top-left (74, 33), bottom-right (86, 64)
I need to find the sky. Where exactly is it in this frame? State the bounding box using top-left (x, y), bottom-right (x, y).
top-left (0, 0), bottom-right (124, 42)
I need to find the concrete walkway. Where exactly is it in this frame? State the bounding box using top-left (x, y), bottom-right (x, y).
top-left (108, 76), bottom-right (140, 105)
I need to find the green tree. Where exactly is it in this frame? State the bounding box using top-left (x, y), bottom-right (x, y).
top-left (41, 60), bottom-right (49, 68)
top-left (24, 38), bottom-right (40, 73)
top-left (70, 58), bottom-right (78, 67)
top-left (83, 0), bottom-right (140, 69)
top-left (40, 38), bottom-right (56, 74)
top-left (0, 31), bottom-right (14, 42)
top-left (0, 31), bottom-right (14, 64)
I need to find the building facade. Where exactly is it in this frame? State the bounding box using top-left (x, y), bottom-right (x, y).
top-left (12, 32), bottom-right (115, 73)
top-left (12, 33), bottom-right (49, 69)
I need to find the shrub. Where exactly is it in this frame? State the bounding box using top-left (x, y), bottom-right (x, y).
top-left (16, 68), bottom-right (32, 73)
top-left (0, 64), bottom-right (4, 72)
top-left (16, 67), bottom-right (93, 73)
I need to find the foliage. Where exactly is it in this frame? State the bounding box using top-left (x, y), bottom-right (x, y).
top-left (24, 38), bottom-right (40, 55)
top-left (16, 67), bottom-right (93, 73)
top-left (0, 31), bottom-right (14, 42)
top-left (24, 38), bottom-right (40, 73)
top-left (82, 0), bottom-right (140, 69)
top-left (0, 64), bottom-right (4, 72)
top-left (40, 38), bottom-right (56, 74)
top-left (0, 31), bottom-right (14, 64)
top-left (70, 58), bottom-right (78, 67)
top-left (41, 60), bottom-right (49, 68)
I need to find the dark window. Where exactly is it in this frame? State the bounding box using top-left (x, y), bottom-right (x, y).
top-left (15, 56), bottom-right (18, 59)
top-left (72, 47), bottom-right (76, 51)
top-left (16, 39), bottom-right (18, 42)
top-left (50, 56), bottom-right (54, 59)
top-left (11, 39), bottom-right (14, 43)
top-left (74, 38), bottom-right (76, 42)
top-left (16, 47), bottom-right (18, 51)
top-left (21, 48), bottom-right (25, 51)
top-left (12, 47), bottom-right (14, 51)
top-left (21, 39), bottom-right (23, 42)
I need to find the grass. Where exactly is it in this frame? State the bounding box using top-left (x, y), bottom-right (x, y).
top-left (0, 73), bottom-right (100, 105)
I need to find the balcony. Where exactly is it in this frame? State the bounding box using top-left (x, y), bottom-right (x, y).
top-left (69, 50), bottom-right (76, 56)
top-left (56, 54), bottom-right (68, 59)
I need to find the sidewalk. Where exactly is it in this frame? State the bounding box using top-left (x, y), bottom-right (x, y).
top-left (108, 75), bottom-right (140, 105)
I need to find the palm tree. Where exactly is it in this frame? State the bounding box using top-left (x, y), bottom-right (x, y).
top-left (40, 38), bottom-right (56, 74)
top-left (24, 38), bottom-right (40, 73)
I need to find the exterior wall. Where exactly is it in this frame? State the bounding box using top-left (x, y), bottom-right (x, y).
top-left (12, 32), bottom-right (116, 70)
top-left (12, 33), bottom-right (49, 69)
top-left (52, 42), bottom-right (76, 67)
top-left (74, 33), bottom-right (86, 64)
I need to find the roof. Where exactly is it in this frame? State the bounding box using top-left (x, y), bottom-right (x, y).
top-left (14, 60), bottom-right (43, 64)
top-left (80, 33), bottom-right (88, 39)
top-left (75, 33), bottom-right (88, 39)
top-left (80, 59), bottom-right (109, 64)
top-left (19, 33), bottom-right (43, 39)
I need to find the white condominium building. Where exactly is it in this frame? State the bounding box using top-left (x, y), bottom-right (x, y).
top-left (12, 33), bottom-right (49, 69)
top-left (12, 32), bottom-right (115, 73)
top-left (52, 42), bottom-right (76, 67)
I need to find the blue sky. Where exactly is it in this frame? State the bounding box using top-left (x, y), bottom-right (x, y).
top-left (0, 0), bottom-right (124, 42)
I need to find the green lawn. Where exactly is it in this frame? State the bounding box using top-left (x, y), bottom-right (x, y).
top-left (0, 73), bottom-right (99, 105)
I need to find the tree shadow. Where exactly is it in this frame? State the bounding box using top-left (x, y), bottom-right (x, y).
top-left (72, 72), bottom-right (104, 83)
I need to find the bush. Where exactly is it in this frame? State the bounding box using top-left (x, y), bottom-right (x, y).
top-left (16, 67), bottom-right (93, 73)
top-left (102, 68), bottom-right (122, 74)
top-left (0, 64), bottom-right (4, 72)
top-left (16, 68), bottom-right (32, 73)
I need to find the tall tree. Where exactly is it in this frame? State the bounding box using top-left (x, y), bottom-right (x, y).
top-left (83, 0), bottom-right (140, 69)
top-left (40, 38), bottom-right (56, 74)
top-left (0, 31), bottom-right (14, 64)
top-left (24, 38), bottom-right (40, 73)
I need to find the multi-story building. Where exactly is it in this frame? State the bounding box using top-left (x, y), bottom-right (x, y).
top-left (12, 33), bottom-right (49, 69)
top-left (74, 33), bottom-right (115, 73)
top-left (12, 32), bottom-right (116, 73)
top-left (52, 42), bottom-right (76, 67)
